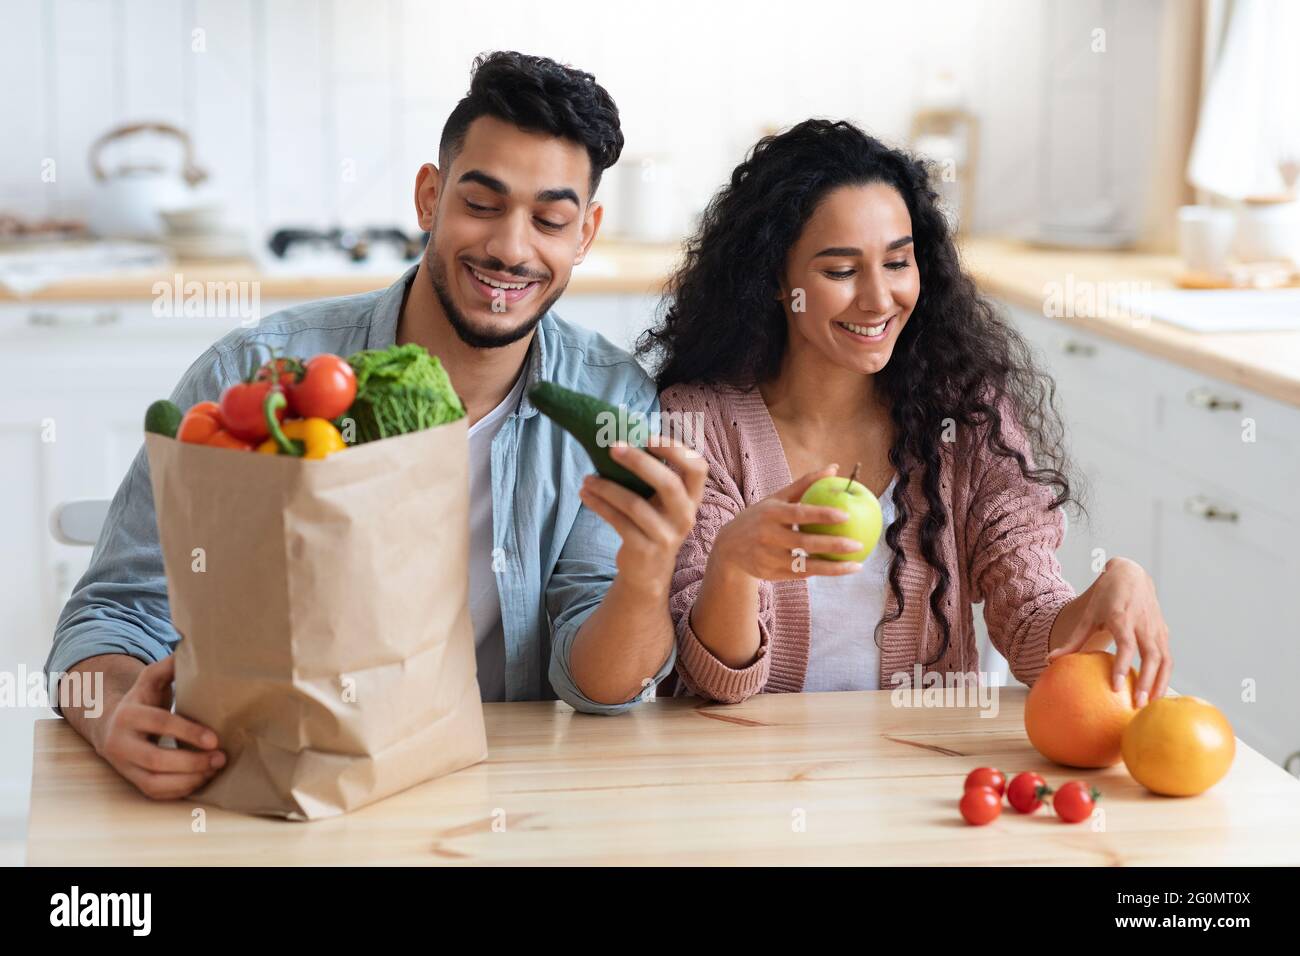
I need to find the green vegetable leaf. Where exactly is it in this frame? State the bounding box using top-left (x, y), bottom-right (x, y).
top-left (344, 344), bottom-right (465, 443)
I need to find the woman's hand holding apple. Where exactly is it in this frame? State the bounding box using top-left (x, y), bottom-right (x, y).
top-left (709, 465), bottom-right (867, 582)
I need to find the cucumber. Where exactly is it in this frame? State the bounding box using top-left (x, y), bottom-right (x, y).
top-left (529, 381), bottom-right (655, 498)
top-left (144, 399), bottom-right (183, 439)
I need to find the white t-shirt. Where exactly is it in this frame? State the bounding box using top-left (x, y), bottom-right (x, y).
top-left (466, 370), bottom-right (528, 702)
top-left (802, 475), bottom-right (898, 692)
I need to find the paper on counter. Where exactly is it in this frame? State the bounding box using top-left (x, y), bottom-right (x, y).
top-left (1115, 288), bottom-right (1300, 333)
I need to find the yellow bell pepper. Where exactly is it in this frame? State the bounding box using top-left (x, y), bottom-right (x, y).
top-left (257, 417), bottom-right (346, 460)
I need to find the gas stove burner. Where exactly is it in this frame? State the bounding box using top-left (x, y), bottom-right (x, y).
top-left (268, 226), bottom-right (427, 262)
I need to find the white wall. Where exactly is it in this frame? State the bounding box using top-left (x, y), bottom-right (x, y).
top-left (0, 0), bottom-right (1167, 245)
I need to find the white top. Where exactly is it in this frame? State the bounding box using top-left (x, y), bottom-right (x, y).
top-left (466, 369), bottom-right (528, 702)
top-left (802, 475), bottom-right (898, 692)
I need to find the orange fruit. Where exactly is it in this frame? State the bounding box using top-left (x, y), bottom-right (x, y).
top-left (1024, 651), bottom-right (1137, 768)
top-left (1122, 696), bottom-right (1235, 796)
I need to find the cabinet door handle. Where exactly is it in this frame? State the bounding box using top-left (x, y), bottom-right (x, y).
top-left (28, 309), bottom-right (122, 328)
top-left (1184, 495), bottom-right (1240, 523)
top-left (1286, 752), bottom-right (1300, 778)
top-left (1186, 386), bottom-right (1242, 412)
top-left (1061, 339), bottom-right (1097, 357)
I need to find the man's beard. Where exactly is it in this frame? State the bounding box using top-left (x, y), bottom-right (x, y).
top-left (428, 253), bottom-right (565, 349)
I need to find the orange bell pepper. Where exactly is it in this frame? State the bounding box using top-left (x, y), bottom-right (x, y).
top-left (177, 400), bottom-right (253, 451)
top-left (176, 401), bottom-right (222, 444)
top-left (206, 429), bottom-right (254, 451)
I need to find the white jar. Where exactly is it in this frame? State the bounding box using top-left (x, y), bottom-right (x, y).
top-left (1234, 199), bottom-right (1300, 265)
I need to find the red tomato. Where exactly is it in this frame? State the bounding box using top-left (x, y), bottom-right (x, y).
top-left (1006, 772), bottom-right (1052, 814)
top-left (256, 357), bottom-right (303, 415)
top-left (959, 786), bottom-right (1002, 826)
top-left (219, 380), bottom-right (284, 442)
top-left (964, 767), bottom-right (1006, 797)
top-left (1053, 781), bottom-right (1101, 824)
top-left (177, 401), bottom-right (222, 444)
top-left (257, 357), bottom-right (298, 391)
top-left (288, 354), bottom-right (356, 420)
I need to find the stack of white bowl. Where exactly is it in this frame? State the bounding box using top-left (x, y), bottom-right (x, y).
top-left (159, 205), bottom-right (250, 261)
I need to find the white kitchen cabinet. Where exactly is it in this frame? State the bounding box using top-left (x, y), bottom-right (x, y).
top-left (1155, 360), bottom-right (1300, 520)
top-left (1156, 467), bottom-right (1300, 765)
top-left (1056, 422), bottom-right (1161, 596)
top-left (999, 300), bottom-right (1300, 769)
top-left (1, 304), bottom-right (232, 641)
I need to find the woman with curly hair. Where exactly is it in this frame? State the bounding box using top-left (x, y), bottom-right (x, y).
top-left (638, 119), bottom-right (1171, 704)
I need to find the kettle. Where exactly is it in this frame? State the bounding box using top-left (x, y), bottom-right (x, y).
top-left (87, 122), bottom-right (208, 240)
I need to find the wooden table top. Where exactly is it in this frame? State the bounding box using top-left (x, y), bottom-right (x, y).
top-left (27, 689), bottom-right (1300, 865)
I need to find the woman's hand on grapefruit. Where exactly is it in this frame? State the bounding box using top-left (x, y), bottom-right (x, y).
top-left (1047, 556), bottom-right (1171, 709)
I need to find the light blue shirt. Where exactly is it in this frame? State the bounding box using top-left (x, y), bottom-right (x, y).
top-left (44, 266), bottom-right (673, 715)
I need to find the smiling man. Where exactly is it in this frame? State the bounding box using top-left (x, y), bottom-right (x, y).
top-left (47, 52), bottom-right (704, 801)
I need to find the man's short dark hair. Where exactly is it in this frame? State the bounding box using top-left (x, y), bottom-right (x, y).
top-left (438, 51), bottom-right (624, 198)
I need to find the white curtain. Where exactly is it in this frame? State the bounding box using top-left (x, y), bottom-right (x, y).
top-left (1187, 0), bottom-right (1300, 199)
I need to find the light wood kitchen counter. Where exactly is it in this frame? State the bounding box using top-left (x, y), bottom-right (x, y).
top-left (26, 689), bottom-right (1300, 865)
top-left (9, 235), bottom-right (1298, 406)
top-left (962, 238), bottom-right (1300, 408)
top-left (0, 239), bottom-right (680, 302)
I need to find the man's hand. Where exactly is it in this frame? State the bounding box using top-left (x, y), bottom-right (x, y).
top-left (577, 437), bottom-right (708, 591)
top-left (84, 654), bottom-right (226, 800)
top-left (564, 437), bottom-right (707, 706)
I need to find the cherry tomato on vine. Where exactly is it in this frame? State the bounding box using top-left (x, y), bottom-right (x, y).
top-left (257, 357), bottom-right (298, 394)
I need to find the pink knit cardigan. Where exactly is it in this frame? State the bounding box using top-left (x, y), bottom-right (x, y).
top-left (659, 382), bottom-right (1076, 703)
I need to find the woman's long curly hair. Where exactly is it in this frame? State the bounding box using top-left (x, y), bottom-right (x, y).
top-left (637, 119), bottom-right (1080, 665)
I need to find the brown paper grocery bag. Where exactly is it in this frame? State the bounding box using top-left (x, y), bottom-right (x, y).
top-left (144, 419), bottom-right (487, 821)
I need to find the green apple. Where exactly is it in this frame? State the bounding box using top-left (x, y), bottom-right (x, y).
top-left (799, 470), bottom-right (883, 562)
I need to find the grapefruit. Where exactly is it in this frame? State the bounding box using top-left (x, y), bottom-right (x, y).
top-left (1024, 651), bottom-right (1138, 768)
top-left (1122, 696), bottom-right (1235, 796)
